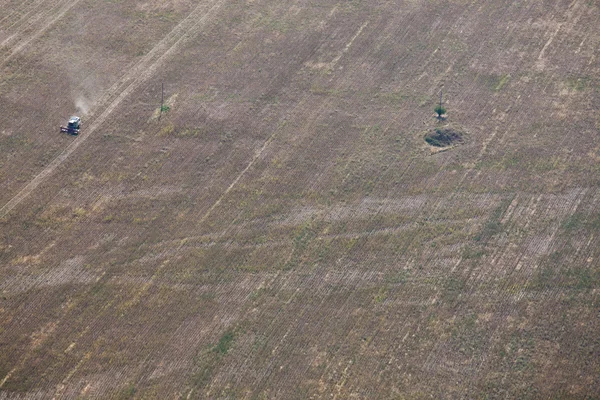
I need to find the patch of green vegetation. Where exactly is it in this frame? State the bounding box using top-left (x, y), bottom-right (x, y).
top-left (565, 76), bottom-right (592, 91)
top-left (2, 374), bottom-right (34, 393)
top-left (309, 84), bottom-right (345, 97)
top-left (450, 312), bottom-right (477, 338)
top-left (474, 197), bottom-right (512, 242)
top-left (255, 11), bottom-right (291, 33)
top-left (477, 220), bottom-right (502, 239)
top-left (193, 89), bottom-right (218, 102)
top-left (441, 276), bottom-right (466, 302)
top-left (376, 91), bottom-right (408, 104)
top-left (250, 286), bottom-right (269, 303)
top-left (316, 238), bottom-right (332, 263)
top-left (562, 213), bottom-right (583, 231)
top-left (0, 135), bottom-right (33, 152)
top-left (501, 332), bottom-right (535, 372)
top-left (188, 329), bottom-right (238, 392)
top-left (568, 266), bottom-right (595, 290)
top-left (373, 287), bottom-right (388, 303)
top-left (360, 124), bottom-right (384, 142)
top-left (561, 212), bottom-right (600, 232)
top-left (34, 205), bottom-right (88, 229)
top-left (462, 245), bottom-right (486, 259)
top-left (418, 94), bottom-right (430, 107)
top-left (116, 385), bottom-right (136, 400)
top-left (339, 0), bottom-right (365, 12)
top-left (158, 122), bottom-right (175, 136)
top-left (494, 74), bottom-right (510, 92)
top-left (285, 221), bottom-right (316, 269)
top-left (478, 73), bottom-right (510, 92)
top-left (214, 331), bottom-right (235, 355)
top-left (491, 151), bottom-right (566, 173)
top-left (385, 270), bottom-right (408, 284)
top-left (533, 264), bottom-right (555, 289)
top-left (189, 360), bottom-right (216, 391)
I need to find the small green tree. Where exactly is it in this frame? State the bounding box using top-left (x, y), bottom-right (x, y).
top-left (435, 89), bottom-right (446, 119)
top-left (434, 104), bottom-right (446, 119)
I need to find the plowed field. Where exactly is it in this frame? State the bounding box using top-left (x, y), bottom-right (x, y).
top-left (1, 0), bottom-right (599, 398)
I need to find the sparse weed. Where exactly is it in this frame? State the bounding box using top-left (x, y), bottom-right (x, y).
top-left (474, 197), bottom-right (512, 242)
top-left (562, 213), bottom-right (583, 231)
top-left (462, 245), bottom-right (485, 259)
top-left (158, 122), bottom-right (175, 136)
top-left (116, 385), bottom-right (136, 400)
top-left (565, 76), bottom-right (591, 91)
top-left (494, 74), bottom-right (510, 92)
top-left (214, 331), bottom-right (235, 355)
top-left (373, 287), bottom-right (388, 303)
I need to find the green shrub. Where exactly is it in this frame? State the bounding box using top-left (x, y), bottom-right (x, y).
top-left (214, 331), bottom-right (235, 354)
top-left (434, 105), bottom-right (446, 118)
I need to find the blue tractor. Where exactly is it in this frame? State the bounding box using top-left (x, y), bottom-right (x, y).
top-left (60, 116), bottom-right (81, 135)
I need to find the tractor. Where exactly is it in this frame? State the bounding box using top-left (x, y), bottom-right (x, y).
top-left (60, 116), bottom-right (81, 135)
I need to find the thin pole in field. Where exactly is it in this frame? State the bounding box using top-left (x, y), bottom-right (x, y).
top-left (159, 82), bottom-right (164, 121)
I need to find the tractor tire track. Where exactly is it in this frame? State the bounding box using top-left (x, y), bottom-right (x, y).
top-left (0, 0), bottom-right (59, 37)
top-left (200, 15), bottom-right (468, 390)
top-left (0, 0), bottom-right (227, 388)
top-left (0, 0), bottom-right (227, 219)
top-left (0, 0), bottom-right (230, 391)
top-left (0, 0), bottom-right (84, 67)
top-left (0, 0), bottom-right (45, 29)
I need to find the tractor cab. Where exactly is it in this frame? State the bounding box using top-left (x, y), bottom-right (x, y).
top-left (61, 116), bottom-right (81, 135)
top-left (68, 116), bottom-right (80, 130)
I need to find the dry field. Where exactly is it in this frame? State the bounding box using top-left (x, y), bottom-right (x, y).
top-left (0, 0), bottom-right (599, 398)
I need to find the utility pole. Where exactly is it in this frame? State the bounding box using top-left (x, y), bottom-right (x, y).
top-left (159, 82), bottom-right (164, 121)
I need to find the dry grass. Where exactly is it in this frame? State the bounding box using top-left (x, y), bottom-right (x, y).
top-left (0, 0), bottom-right (599, 398)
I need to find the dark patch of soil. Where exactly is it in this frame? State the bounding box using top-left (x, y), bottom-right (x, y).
top-left (425, 128), bottom-right (463, 147)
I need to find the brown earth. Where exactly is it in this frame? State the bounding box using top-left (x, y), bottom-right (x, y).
top-left (1, 0), bottom-right (599, 398)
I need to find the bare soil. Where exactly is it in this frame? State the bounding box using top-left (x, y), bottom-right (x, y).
top-left (0, 0), bottom-right (599, 398)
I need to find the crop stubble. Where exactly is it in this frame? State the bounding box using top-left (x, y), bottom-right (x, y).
top-left (0, 0), bottom-right (599, 398)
